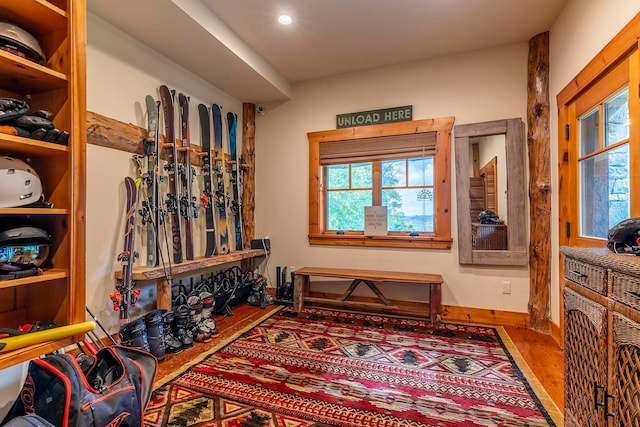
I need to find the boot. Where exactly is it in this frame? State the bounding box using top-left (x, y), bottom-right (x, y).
top-left (187, 293), bottom-right (212, 343)
top-left (199, 290), bottom-right (219, 336)
top-left (118, 317), bottom-right (150, 353)
top-left (173, 303), bottom-right (194, 349)
top-left (161, 310), bottom-right (183, 354)
top-left (144, 309), bottom-right (166, 362)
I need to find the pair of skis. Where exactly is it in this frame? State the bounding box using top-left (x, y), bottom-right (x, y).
top-left (198, 105), bottom-right (244, 256)
top-left (159, 85), bottom-right (197, 264)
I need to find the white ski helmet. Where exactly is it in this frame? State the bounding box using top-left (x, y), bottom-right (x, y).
top-left (0, 156), bottom-right (44, 208)
top-left (0, 22), bottom-right (46, 65)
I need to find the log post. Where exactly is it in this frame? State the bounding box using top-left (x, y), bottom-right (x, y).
top-left (241, 103), bottom-right (257, 272)
top-left (527, 32), bottom-right (551, 333)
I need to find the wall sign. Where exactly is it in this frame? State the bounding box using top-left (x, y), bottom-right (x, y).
top-left (336, 105), bottom-right (412, 129)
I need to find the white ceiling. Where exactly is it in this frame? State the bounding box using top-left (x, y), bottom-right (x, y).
top-left (87, 0), bottom-right (567, 103)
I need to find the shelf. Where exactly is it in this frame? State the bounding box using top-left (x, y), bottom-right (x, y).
top-left (0, 208), bottom-right (68, 215)
top-left (0, 133), bottom-right (68, 157)
top-left (0, 268), bottom-right (68, 290)
top-left (115, 249), bottom-right (267, 281)
top-left (0, 336), bottom-right (74, 371)
top-left (0, 50), bottom-right (67, 93)
top-left (0, 0), bottom-right (85, 371)
top-left (0, 0), bottom-right (67, 35)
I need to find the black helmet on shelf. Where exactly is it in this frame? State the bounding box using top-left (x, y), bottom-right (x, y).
top-left (478, 210), bottom-right (502, 225)
top-left (0, 21), bottom-right (45, 65)
top-left (0, 218), bottom-right (52, 272)
top-left (607, 218), bottom-right (640, 255)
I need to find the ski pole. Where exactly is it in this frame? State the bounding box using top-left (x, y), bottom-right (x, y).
top-left (86, 307), bottom-right (118, 345)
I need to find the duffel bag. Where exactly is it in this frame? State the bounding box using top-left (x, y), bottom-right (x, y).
top-left (2, 345), bottom-right (157, 427)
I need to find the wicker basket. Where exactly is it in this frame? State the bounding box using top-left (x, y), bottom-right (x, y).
top-left (471, 223), bottom-right (507, 250)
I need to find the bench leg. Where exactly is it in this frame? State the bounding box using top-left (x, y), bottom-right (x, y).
top-left (430, 283), bottom-right (442, 327)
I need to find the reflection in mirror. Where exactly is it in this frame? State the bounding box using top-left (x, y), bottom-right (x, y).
top-left (468, 135), bottom-right (508, 252)
top-left (469, 135), bottom-right (507, 223)
top-left (455, 118), bottom-right (527, 266)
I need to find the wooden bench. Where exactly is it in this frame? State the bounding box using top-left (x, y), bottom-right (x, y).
top-left (293, 267), bottom-right (443, 327)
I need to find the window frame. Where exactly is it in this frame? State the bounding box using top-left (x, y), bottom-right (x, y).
top-left (307, 117), bottom-right (454, 249)
top-left (558, 29), bottom-right (640, 248)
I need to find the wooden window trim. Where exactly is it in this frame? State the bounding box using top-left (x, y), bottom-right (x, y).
top-left (307, 117), bottom-right (454, 249)
top-left (557, 13), bottom-right (640, 248)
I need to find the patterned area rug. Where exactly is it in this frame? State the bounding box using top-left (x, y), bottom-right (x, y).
top-left (145, 307), bottom-right (562, 426)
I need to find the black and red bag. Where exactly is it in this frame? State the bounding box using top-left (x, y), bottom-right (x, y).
top-left (2, 345), bottom-right (157, 427)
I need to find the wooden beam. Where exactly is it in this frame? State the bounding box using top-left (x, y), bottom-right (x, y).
top-left (86, 110), bottom-right (203, 166)
top-left (242, 103), bottom-right (256, 246)
top-left (527, 32), bottom-right (551, 333)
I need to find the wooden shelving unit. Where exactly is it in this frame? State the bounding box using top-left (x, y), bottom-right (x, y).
top-left (0, 0), bottom-right (86, 369)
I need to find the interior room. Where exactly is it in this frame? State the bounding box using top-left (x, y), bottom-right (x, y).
top-left (0, 0), bottom-right (639, 425)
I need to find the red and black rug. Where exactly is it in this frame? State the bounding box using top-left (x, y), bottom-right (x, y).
top-left (144, 307), bottom-right (562, 426)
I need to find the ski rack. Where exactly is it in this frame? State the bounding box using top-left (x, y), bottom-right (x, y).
top-left (114, 249), bottom-right (266, 311)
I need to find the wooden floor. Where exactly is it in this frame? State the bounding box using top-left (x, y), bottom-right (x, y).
top-left (155, 304), bottom-right (564, 412)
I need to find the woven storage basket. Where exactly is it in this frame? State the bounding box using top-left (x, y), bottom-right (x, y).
top-left (611, 271), bottom-right (640, 311)
top-left (564, 257), bottom-right (607, 295)
top-left (471, 223), bottom-right (507, 250)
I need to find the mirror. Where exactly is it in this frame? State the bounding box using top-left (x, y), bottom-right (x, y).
top-left (454, 118), bottom-right (527, 265)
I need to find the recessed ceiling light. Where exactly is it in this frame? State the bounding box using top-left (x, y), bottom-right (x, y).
top-left (278, 14), bottom-right (293, 25)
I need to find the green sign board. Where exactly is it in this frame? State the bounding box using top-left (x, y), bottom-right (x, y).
top-left (336, 105), bottom-right (412, 128)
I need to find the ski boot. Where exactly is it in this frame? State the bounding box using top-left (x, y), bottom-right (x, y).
top-left (198, 289), bottom-right (219, 336)
top-left (161, 309), bottom-right (183, 354)
top-left (172, 302), bottom-right (194, 349)
top-left (118, 317), bottom-right (150, 353)
top-left (186, 293), bottom-right (212, 343)
top-left (144, 309), bottom-right (166, 362)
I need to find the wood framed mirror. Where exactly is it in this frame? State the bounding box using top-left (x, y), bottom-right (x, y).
top-left (454, 118), bottom-right (527, 265)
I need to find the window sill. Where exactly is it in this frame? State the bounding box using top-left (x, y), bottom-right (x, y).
top-left (308, 233), bottom-right (452, 249)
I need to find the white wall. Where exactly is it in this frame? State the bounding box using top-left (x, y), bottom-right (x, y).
top-left (85, 13), bottom-right (243, 334)
top-left (256, 44), bottom-right (532, 313)
top-left (548, 0), bottom-right (640, 322)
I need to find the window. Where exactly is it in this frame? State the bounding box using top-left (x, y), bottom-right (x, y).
top-left (578, 87), bottom-right (630, 239)
top-left (558, 25), bottom-right (639, 248)
top-left (307, 117), bottom-right (454, 249)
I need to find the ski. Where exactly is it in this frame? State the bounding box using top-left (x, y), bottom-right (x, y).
top-left (211, 104), bottom-right (230, 254)
top-left (110, 176), bottom-right (141, 324)
top-left (227, 111), bottom-right (243, 251)
top-left (159, 85), bottom-right (183, 264)
top-left (198, 103), bottom-right (217, 257)
top-left (141, 95), bottom-right (161, 266)
top-left (178, 93), bottom-right (197, 261)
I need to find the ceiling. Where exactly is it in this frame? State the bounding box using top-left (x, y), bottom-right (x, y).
top-left (87, 0), bottom-right (567, 103)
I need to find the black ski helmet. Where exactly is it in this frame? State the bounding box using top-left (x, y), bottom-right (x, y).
top-left (478, 210), bottom-right (501, 224)
top-left (0, 218), bottom-right (51, 271)
top-left (607, 217), bottom-right (640, 255)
